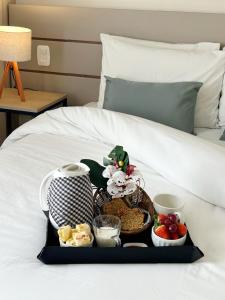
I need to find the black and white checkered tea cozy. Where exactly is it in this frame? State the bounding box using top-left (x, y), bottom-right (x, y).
top-left (47, 165), bottom-right (94, 227)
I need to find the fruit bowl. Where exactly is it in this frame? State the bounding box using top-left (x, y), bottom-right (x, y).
top-left (151, 227), bottom-right (186, 247)
top-left (152, 213), bottom-right (187, 247)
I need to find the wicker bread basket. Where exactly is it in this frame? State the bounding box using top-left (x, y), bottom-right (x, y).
top-left (93, 187), bottom-right (154, 235)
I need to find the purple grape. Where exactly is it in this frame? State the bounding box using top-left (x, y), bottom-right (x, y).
top-left (168, 214), bottom-right (177, 223)
top-left (168, 224), bottom-right (178, 233)
top-left (164, 218), bottom-right (172, 227)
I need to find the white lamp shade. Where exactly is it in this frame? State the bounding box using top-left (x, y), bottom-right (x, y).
top-left (0, 26), bottom-right (31, 62)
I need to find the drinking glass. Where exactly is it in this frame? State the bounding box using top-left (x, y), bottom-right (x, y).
top-left (93, 215), bottom-right (121, 247)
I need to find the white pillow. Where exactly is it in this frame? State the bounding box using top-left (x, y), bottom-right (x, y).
top-left (219, 47), bottom-right (225, 126)
top-left (99, 34), bottom-right (225, 128)
top-left (103, 34), bottom-right (220, 51)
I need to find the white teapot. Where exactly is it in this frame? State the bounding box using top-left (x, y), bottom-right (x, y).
top-left (40, 163), bottom-right (93, 229)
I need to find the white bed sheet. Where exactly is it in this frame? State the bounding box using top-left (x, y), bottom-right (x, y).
top-left (195, 127), bottom-right (225, 145)
top-left (0, 107), bottom-right (225, 300)
top-left (84, 102), bottom-right (225, 146)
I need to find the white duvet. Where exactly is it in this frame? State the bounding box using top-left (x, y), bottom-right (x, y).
top-left (0, 107), bottom-right (225, 300)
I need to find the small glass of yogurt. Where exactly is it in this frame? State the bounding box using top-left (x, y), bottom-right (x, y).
top-left (93, 215), bottom-right (121, 247)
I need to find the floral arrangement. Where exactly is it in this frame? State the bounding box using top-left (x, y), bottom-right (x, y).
top-left (102, 146), bottom-right (142, 198)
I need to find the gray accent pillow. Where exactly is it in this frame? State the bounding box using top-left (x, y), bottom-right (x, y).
top-left (103, 76), bottom-right (202, 133)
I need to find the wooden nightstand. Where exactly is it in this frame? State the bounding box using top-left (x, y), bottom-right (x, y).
top-left (0, 88), bottom-right (67, 136)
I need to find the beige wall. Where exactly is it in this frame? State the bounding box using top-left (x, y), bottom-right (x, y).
top-left (0, 0), bottom-right (16, 144)
top-left (16, 0), bottom-right (225, 13)
top-left (0, 1), bottom-right (5, 144)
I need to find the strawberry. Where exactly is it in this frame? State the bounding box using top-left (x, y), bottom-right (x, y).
top-left (170, 233), bottom-right (179, 240)
top-left (157, 214), bottom-right (167, 225)
top-left (177, 223), bottom-right (187, 237)
top-left (155, 225), bottom-right (170, 239)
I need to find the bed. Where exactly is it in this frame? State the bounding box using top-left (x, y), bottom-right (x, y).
top-left (0, 107), bottom-right (225, 300)
top-left (1, 4), bottom-right (225, 300)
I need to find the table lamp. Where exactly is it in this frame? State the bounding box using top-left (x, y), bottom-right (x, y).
top-left (0, 26), bottom-right (31, 102)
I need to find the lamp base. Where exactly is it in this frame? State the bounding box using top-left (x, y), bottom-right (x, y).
top-left (0, 61), bottom-right (25, 102)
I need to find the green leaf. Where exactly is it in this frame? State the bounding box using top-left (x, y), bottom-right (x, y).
top-left (122, 152), bottom-right (129, 172)
top-left (108, 145), bottom-right (124, 161)
top-left (103, 157), bottom-right (113, 166)
top-left (80, 159), bottom-right (108, 189)
top-left (108, 145), bottom-right (130, 172)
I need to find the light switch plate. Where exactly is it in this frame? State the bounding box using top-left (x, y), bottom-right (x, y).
top-left (37, 45), bottom-right (50, 66)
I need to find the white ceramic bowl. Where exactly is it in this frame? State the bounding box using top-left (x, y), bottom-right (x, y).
top-left (151, 227), bottom-right (186, 247)
top-left (59, 233), bottom-right (94, 248)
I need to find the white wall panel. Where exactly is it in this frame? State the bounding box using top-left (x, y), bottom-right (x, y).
top-left (16, 0), bottom-right (225, 13)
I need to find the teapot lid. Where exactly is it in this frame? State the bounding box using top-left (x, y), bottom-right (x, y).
top-left (60, 163), bottom-right (90, 177)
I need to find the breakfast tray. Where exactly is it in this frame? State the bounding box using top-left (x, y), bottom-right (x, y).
top-left (37, 221), bottom-right (204, 264)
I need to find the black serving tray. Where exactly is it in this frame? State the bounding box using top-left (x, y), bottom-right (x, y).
top-left (37, 221), bottom-right (204, 264)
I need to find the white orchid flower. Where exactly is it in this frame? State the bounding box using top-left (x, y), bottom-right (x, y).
top-left (102, 165), bottom-right (117, 178)
top-left (102, 164), bottom-right (142, 197)
top-left (112, 171), bottom-right (126, 187)
top-left (123, 181), bottom-right (137, 195)
top-left (107, 178), bottom-right (137, 198)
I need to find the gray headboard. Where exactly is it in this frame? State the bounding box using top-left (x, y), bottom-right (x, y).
top-left (9, 4), bottom-right (225, 105)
